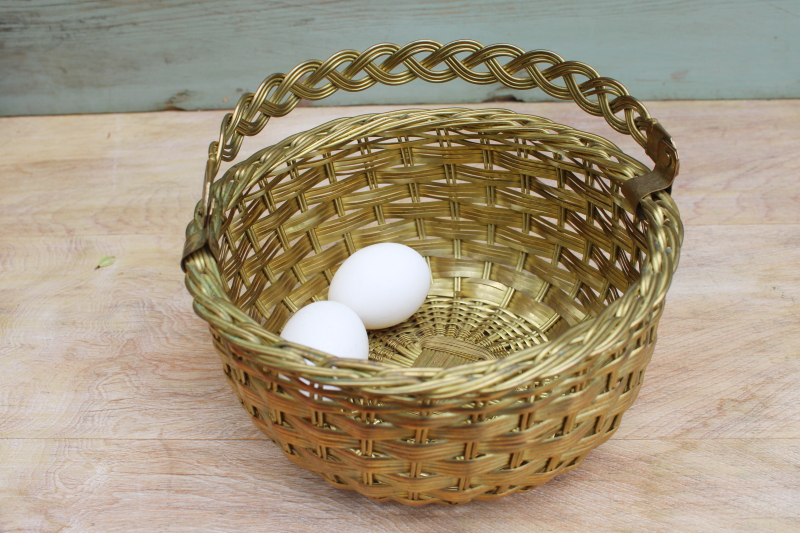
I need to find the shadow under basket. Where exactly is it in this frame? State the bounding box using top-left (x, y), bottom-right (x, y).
top-left (182, 40), bottom-right (683, 505)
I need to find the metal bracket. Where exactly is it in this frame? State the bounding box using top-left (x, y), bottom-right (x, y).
top-left (181, 159), bottom-right (218, 272)
top-left (621, 119), bottom-right (680, 217)
top-left (181, 197), bottom-right (218, 272)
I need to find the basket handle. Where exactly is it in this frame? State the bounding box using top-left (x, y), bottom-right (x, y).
top-left (182, 39), bottom-right (679, 267)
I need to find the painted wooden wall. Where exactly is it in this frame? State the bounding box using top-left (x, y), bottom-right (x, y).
top-left (1, 0), bottom-right (798, 116)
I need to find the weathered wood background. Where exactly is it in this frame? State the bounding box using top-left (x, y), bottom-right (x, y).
top-left (1, 0), bottom-right (799, 116)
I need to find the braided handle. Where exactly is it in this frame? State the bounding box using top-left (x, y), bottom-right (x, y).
top-left (182, 39), bottom-right (679, 265)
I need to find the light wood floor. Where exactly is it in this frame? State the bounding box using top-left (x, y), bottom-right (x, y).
top-left (1, 100), bottom-right (798, 532)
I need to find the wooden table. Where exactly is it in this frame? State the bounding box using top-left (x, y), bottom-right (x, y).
top-left (1, 101), bottom-right (798, 532)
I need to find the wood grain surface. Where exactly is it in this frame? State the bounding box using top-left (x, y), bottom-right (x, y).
top-left (2, 0), bottom-right (800, 116)
top-left (1, 100), bottom-right (799, 532)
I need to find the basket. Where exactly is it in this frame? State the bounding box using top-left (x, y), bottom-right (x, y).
top-left (182, 40), bottom-right (683, 505)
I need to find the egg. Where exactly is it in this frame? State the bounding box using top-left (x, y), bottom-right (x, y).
top-left (328, 243), bottom-right (431, 330)
top-left (280, 300), bottom-right (369, 359)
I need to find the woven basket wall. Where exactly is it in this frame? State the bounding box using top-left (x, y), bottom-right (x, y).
top-left (182, 40), bottom-right (683, 505)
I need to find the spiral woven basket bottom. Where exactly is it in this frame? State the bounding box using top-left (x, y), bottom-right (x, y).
top-left (190, 108), bottom-right (680, 505)
top-left (370, 297), bottom-right (551, 368)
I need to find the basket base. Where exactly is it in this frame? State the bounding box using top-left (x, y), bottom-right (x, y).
top-left (413, 337), bottom-right (494, 367)
top-left (368, 297), bottom-right (554, 367)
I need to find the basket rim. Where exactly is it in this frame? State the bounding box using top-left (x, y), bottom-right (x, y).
top-left (184, 108), bottom-right (683, 398)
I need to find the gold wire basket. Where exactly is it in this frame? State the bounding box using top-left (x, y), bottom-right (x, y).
top-left (182, 40), bottom-right (683, 505)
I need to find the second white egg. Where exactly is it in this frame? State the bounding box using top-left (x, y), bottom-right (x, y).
top-left (280, 300), bottom-right (370, 359)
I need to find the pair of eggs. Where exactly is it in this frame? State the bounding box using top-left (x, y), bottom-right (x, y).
top-left (280, 243), bottom-right (431, 360)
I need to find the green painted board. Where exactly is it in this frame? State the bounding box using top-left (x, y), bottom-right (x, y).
top-left (1, 0), bottom-right (799, 116)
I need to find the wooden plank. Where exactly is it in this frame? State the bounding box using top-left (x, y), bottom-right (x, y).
top-left (1, 0), bottom-right (799, 116)
top-left (0, 101), bottom-right (798, 239)
top-left (620, 224), bottom-right (800, 440)
top-left (1, 101), bottom-right (799, 529)
top-left (0, 232), bottom-right (262, 441)
top-left (0, 224), bottom-right (797, 441)
top-left (1, 439), bottom-right (797, 532)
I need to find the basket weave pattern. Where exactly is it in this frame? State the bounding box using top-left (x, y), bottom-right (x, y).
top-left (183, 41), bottom-right (682, 505)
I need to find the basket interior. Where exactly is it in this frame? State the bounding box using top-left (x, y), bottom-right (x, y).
top-left (211, 109), bottom-right (651, 367)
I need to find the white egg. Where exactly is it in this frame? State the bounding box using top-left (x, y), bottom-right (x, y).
top-left (328, 243), bottom-right (431, 330)
top-left (280, 301), bottom-right (369, 359)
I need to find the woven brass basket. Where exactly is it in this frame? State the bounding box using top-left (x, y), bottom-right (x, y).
top-left (182, 40), bottom-right (682, 505)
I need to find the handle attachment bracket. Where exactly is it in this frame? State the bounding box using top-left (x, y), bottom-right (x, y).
top-left (621, 119), bottom-right (680, 217)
